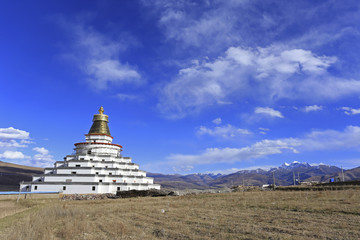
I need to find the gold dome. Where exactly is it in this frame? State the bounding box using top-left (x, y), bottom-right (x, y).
top-left (88, 107), bottom-right (111, 135)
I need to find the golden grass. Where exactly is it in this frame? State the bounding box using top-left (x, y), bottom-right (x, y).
top-left (0, 193), bottom-right (60, 200)
top-left (1, 190), bottom-right (360, 239)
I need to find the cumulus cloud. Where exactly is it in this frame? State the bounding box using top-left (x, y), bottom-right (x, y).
top-left (300, 126), bottom-right (360, 151)
top-left (32, 147), bottom-right (54, 167)
top-left (255, 107), bottom-right (284, 118)
top-left (0, 127), bottom-right (29, 140)
top-left (303, 105), bottom-right (323, 112)
top-left (258, 127), bottom-right (270, 135)
top-left (165, 125), bottom-right (360, 171)
top-left (167, 138), bottom-right (300, 166)
top-left (206, 165), bottom-right (277, 175)
top-left (212, 118), bottom-right (222, 125)
top-left (33, 147), bottom-right (49, 155)
top-left (341, 107), bottom-right (360, 115)
top-left (60, 19), bottom-right (143, 90)
top-left (0, 151), bottom-right (29, 159)
top-left (0, 127), bottom-right (30, 149)
top-left (0, 140), bottom-right (27, 148)
top-left (157, 46), bottom-right (344, 118)
top-left (197, 124), bottom-right (251, 138)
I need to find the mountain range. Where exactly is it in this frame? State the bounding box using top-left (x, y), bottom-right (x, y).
top-left (1, 160), bottom-right (360, 191)
top-left (148, 161), bottom-right (360, 189)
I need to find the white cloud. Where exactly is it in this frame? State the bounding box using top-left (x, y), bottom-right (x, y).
top-left (197, 124), bottom-right (251, 138)
top-left (0, 128), bottom-right (54, 167)
top-left (303, 105), bottom-right (323, 112)
top-left (341, 107), bottom-right (360, 115)
top-left (212, 118), bottom-right (222, 125)
top-left (300, 126), bottom-right (360, 151)
top-left (206, 165), bottom-right (277, 175)
top-left (0, 127), bottom-right (30, 149)
top-left (61, 20), bottom-right (143, 90)
top-left (258, 127), bottom-right (270, 135)
top-left (156, 2), bottom-right (242, 51)
top-left (115, 93), bottom-right (140, 101)
top-left (0, 151), bottom-right (29, 159)
top-left (172, 165), bottom-right (194, 172)
top-left (158, 46), bottom-right (343, 118)
top-left (0, 140), bottom-right (27, 148)
top-left (255, 107), bottom-right (284, 118)
top-left (168, 138), bottom-right (300, 166)
top-left (33, 147), bottom-right (49, 155)
top-left (32, 147), bottom-right (54, 168)
top-left (165, 125), bottom-right (360, 171)
top-left (0, 127), bottom-right (29, 140)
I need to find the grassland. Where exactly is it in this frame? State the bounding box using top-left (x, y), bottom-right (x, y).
top-left (1, 190), bottom-right (360, 239)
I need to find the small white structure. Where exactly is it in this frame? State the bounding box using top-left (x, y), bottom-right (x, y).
top-left (20, 107), bottom-right (160, 194)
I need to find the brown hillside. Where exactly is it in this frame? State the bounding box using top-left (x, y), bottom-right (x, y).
top-left (0, 161), bottom-right (43, 191)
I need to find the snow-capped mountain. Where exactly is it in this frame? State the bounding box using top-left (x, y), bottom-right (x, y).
top-left (279, 161), bottom-right (312, 170)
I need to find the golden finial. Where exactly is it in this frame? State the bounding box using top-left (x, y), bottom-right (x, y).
top-left (98, 106), bottom-right (104, 115)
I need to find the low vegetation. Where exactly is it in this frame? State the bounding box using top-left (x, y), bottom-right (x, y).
top-left (1, 190), bottom-right (360, 239)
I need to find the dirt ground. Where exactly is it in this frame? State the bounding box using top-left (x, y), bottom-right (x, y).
top-left (0, 190), bottom-right (359, 239)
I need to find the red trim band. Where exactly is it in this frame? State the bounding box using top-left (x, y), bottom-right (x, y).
top-left (74, 142), bottom-right (122, 148)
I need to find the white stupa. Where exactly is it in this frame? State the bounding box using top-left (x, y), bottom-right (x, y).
top-left (20, 107), bottom-right (160, 194)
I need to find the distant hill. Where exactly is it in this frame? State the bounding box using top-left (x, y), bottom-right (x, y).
top-left (150, 162), bottom-right (360, 189)
top-left (1, 160), bottom-right (360, 191)
top-left (0, 161), bottom-right (43, 191)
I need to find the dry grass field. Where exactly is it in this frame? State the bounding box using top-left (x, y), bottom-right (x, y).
top-left (0, 190), bottom-right (360, 240)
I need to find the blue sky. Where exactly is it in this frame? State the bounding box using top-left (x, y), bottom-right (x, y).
top-left (1, 0), bottom-right (360, 174)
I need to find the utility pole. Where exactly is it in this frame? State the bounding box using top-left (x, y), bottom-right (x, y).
top-left (293, 172), bottom-right (296, 186)
top-left (272, 172), bottom-right (276, 189)
top-left (341, 166), bottom-right (345, 182)
top-left (17, 181), bottom-right (22, 203)
top-left (298, 172), bottom-right (300, 185)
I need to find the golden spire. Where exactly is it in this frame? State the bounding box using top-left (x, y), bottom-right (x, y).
top-left (88, 107), bottom-right (111, 135)
top-left (99, 106), bottom-right (104, 115)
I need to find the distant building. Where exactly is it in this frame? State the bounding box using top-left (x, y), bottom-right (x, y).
top-left (20, 107), bottom-right (160, 194)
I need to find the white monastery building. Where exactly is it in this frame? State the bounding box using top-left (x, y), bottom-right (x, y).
top-left (20, 107), bottom-right (161, 194)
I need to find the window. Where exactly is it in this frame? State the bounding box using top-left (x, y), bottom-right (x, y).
top-left (102, 159), bottom-right (105, 162)
top-left (34, 186), bottom-right (38, 190)
top-left (75, 165), bottom-right (80, 167)
top-left (92, 165), bottom-right (95, 168)
top-left (88, 150), bottom-right (92, 154)
top-left (92, 186), bottom-right (96, 191)
top-left (109, 172), bottom-right (112, 175)
top-left (99, 180), bottom-right (103, 182)
top-left (105, 166), bottom-right (108, 168)
top-left (71, 171), bottom-right (76, 174)
top-left (26, 186), bottom-right (29, 190)
top-left (95, 172), bottom-right (99, 175)
top-left (63, 186), bottom-right (66, 190)
top-left (90, 158), bottom-right (93, 161)
top-left (80, 158), bottom-right (84, 160)
top-left (117, 187), bottom-right (120, 191)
